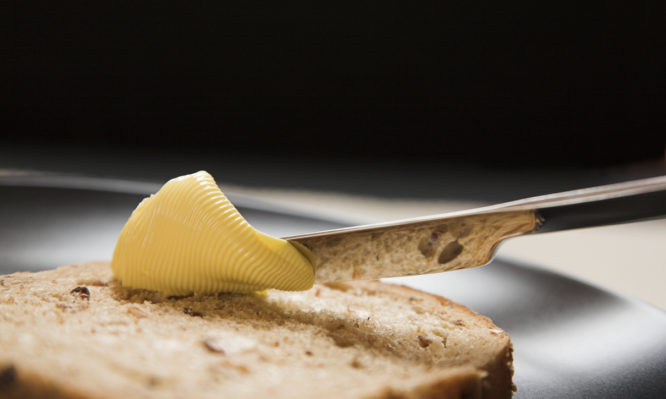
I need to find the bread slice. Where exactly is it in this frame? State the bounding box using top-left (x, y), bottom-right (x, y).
top-left (0, 262), bottom-right (514, 399)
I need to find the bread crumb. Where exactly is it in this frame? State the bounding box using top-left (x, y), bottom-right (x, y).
top-left (127, 305), bottom-right (147, 319)
top-left (417, 335), bottom-right (432, 348)
top-left (183, 307), bottom-right (204, 318)
top-left (204, 339), bottom-right (226, 354)
top-left (220, 360), bottom-right (249, 374)
top-left (70, 286), bottom-right (90, 301)
top-left (55, 303), bottom-right (72, 312)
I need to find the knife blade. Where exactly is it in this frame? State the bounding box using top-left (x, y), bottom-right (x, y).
top-left (285, 175), bottom-right (666, 283)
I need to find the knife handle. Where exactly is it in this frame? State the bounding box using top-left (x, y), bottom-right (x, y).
top-left (501, 175), bottom-right (666, 233)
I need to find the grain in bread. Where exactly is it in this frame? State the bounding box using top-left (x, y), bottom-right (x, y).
top-left (0, 262), bottom-right (514, 399)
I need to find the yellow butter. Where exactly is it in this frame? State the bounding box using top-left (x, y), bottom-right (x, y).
top-left (111, 171), bottom-right (314, 294)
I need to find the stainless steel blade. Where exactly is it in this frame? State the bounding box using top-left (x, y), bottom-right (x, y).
top-left (287, 208), bottom-right (539, 283)
top-left (285, 175), bottom-right (666, 283)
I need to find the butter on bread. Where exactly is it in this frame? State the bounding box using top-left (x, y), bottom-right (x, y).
top-left (0, 262), bottom-right (514, 399)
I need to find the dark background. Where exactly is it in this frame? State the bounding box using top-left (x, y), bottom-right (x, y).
top-left (6, 1), bottom-right (665, 168)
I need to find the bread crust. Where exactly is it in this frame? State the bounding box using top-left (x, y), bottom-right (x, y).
top-left (323, 281), bottom-right (515, 399)
top-left (0, 262), bottom-right (513, 399)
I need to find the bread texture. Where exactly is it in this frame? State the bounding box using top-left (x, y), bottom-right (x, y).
top-left (0, 262), bottom-right (514, 399)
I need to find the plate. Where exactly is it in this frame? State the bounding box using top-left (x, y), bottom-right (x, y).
top-left (1, 174), bottom-right (664, 398)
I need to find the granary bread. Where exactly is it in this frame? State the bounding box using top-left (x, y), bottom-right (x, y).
top-left (0, 262), bottom-right (514, 399)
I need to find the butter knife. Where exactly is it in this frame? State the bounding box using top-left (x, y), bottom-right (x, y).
top-left (285, 176), bottom-right (666, 283)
